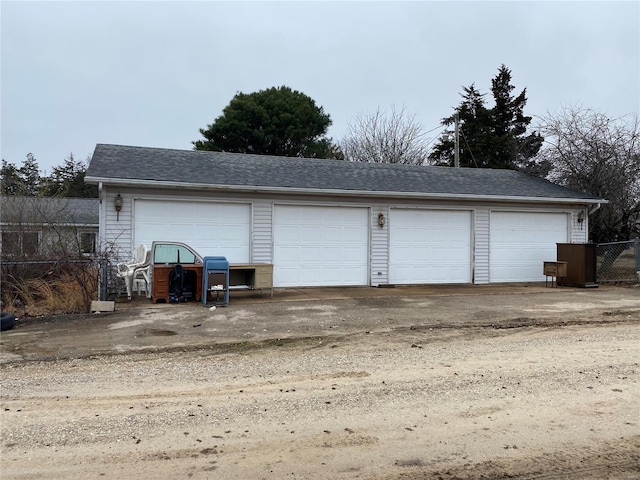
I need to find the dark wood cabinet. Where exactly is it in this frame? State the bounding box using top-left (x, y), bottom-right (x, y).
top-left (556, 243), bottom-right (598, 288)
top-left (152, 264), bottom-right (203, 303)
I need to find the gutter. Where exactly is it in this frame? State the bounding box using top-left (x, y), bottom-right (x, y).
top-left (588, 203), bottom-right (602, 215)
top-left (85, 176), bottom-right (607, 206)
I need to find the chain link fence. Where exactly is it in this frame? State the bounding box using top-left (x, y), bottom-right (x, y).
top-left (596, 239), bottom-right (640, 283)
top-left (97, 259), bottom-right (121, 301)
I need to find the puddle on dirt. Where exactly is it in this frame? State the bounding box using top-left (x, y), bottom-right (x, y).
top-left (142, 328), bottom-right (178, 336)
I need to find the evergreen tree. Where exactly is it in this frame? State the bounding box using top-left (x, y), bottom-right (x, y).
top-left (1, 153), bottom-right (97, 198)
top-left (18, 153), bottom-right (42, 195)
top-left (194, 86), bottom-right (341, 159)
top-left (1, 154), bottom-right (42, 195)
top-left (490, 66), bottom-right (544, 170)
top-left (429, 65), bottom-right (543, 170)
top-left (1, 159), bottom-right (22, 195)
top-left (429, 85), bottom-right (493, 167)
top-left (44, 154), bottom-right (98, 197)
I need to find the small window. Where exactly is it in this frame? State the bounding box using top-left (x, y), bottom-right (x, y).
top-left (23, 232), bottom-right (38, 255)
top-left (1, 231), bottom-right (38, 256)
top-left (1, 232), bottom-right (20, 256)
top-left (80, 232), bottom-right (97, 254)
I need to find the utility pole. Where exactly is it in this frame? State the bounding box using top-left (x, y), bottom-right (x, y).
top-left (454, 113), bottom-right (460, 168)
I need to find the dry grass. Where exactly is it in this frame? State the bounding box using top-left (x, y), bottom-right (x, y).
top-left (1, 267), bottom-right (98, 317)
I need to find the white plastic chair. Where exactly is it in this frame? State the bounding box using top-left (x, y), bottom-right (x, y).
top-left (116, 244), bottom-right (150, 300)
top-left (133, 250), bottom-right (151, 298)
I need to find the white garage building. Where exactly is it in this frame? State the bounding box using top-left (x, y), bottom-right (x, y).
top-left (86, 144), bottom-right (604, 287)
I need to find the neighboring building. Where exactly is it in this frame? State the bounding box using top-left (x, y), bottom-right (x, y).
top-left (0, 196), bottom-right (99, 258)
top-left (85, 144), bottom-right (605, 287)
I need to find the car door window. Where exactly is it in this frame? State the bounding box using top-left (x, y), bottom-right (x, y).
top-left (153, 244), bottom-right (197, 264)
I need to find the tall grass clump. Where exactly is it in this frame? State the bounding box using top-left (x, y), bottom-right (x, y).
top-left (1, 263), bottom-right (99, 316)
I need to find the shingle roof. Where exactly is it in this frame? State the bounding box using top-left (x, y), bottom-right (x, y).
top-left (85, 144), bottom-right (603, 202)
top-left (0, 196), bottom-right (99, 226)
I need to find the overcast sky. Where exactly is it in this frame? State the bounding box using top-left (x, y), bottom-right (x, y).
top-left (1, 1), bottom-right (638, 174)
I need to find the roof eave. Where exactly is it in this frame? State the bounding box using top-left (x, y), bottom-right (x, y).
top-left (0, 222), bottom-right (99, 227)
top-left (84, 176), bottom-right (607, 205)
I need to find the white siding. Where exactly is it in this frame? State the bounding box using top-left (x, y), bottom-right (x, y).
top-left (571, 210), bottom-right (589, 243)
top-left (104, 189), bottom-right (133, 260)
top-left (252, 201), bottom-right (273, 263)
top-left (474, 208), bottom-right (490, 284)
top-left (98, 185), bottom-right (594, 287)
top-left (370, 206), bottom-right (389, 286)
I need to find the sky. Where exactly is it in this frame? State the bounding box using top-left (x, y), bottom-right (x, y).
top-left (1, 0), bottom-right (639, 175)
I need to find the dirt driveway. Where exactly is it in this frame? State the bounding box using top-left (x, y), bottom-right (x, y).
top-left (1, 285), bottom-right (639, 479)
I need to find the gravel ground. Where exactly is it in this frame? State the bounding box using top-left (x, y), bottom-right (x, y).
top-left (1, 287), bottom-right (639, 479)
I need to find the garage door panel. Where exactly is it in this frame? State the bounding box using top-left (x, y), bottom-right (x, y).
top-left (490, 212), bottom-right (568, 282)
top-left (277, 226), bottom-right (302, 243)
top-left (340, 245), bottom-right (366, 257)
top-left (134, 200), bottom-right (251, 263)
top-left (390, 209), bottom-right (472, 284)
top-left (274, 205), bottom-right (369, 287)
top-left (219, 225), bottom-right (248, 241)
top-left (301, 228), bottom-right (322, 242)
top-left (321, 246), bottom-right (344, 260)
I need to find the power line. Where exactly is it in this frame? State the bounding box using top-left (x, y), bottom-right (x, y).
top-left (460, 128), bottom-right (479, 168)
top-left (424, 123), bottom-right (444, 135)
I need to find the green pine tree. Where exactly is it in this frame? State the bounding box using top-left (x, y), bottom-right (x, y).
top-left (44, 154), bottom-right (98, 198)
top-left (429, 65), bottom-right (543, 171)
top-left (194, 86), bottom-right (342, 159)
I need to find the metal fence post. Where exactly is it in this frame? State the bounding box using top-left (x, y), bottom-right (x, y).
top-left (99, 259), bottom-right (108, 301)
top-left (635, 238), bottom-right (640, 276)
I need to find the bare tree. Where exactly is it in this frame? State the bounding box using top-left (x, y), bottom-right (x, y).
top-left (536, 107), bottom-right (640, 242)
top-left (0, 196), bottom-right (107, 314)
top-left (341, 106), bottom-right (432, 165)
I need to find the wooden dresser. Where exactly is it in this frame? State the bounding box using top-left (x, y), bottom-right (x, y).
top-left (151, 264), bottom-right (203, 303)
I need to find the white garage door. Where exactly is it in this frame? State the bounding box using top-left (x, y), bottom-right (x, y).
top-left (490, 211), bottom-right (568, 282)
top-left (389, 209), bottom-right (472, 284)
top-left (273, 205), bottom-right (369, 287)
top-left (134, 199), bottom-right (251, 263)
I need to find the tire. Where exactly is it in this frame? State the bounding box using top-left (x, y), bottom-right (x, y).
top-left (0, 312), bottom-right (16, 332)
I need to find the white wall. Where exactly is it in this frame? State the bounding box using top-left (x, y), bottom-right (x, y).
top-left (99, 185), bottom-right (592, 284)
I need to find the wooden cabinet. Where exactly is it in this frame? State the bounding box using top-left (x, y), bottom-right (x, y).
top-left (152, 264), bottom-right (203, 303)
top-left (543, 261), bottom-right (568, 287)
top-left (152, 265), bottom-right (172, 303)
top-left (556, 243), bottom-right (598, 288)
top-left (543, 261), bottom-right (567, 277)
